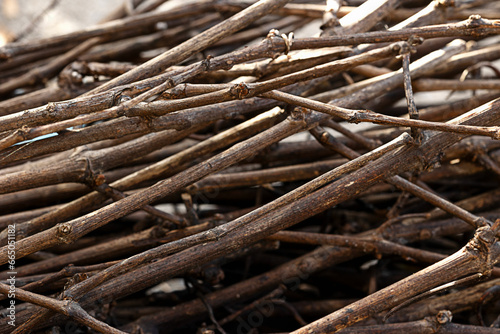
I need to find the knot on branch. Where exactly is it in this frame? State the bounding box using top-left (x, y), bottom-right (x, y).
top-left (466, 226), bottom-right (497, 276)
top-left (205, 229), bottom-right (224, 242)
top-left (289, 106), bottom-right (310, 125)
top-left (91, 174), bottom-right (107, 190)
top-left (15, 126), bottom-right (30, 141)
top-left (80, 157), bottom-right (104, 188)
top-left (475, 226), bottom-right (496, 247)
top-left (435, 310), bottom-right (453, 324)
top-left (347, 110), bottom-right (363, 124)
top-left (202, 55), bottom-right (212, 71)
top-left (393, 41), bottom-right (415, 58)
top-left (161, 83), bottom-right (188, 100)
top-left (164, 77), bottom-right (176, 91)
top-left (474, 217), bottom-right (490, 228)
top-left (46, 101), bottom-right (56, 113)
top-left (407, 36), bottom-right (423, 48)
top-left (466, 15), bottom-right (486, 28)
top-left (493, 128), bottom-right (500, 140)
top-left (229, 82), bottom-right (250, 99)
top-left (57, 223), bottom-right (73, 243)
top-left (45, 102), bottom-right (61, 123)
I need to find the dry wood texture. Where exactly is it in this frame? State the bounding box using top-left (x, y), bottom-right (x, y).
top-left (1, 0), bottom-right (500, 333)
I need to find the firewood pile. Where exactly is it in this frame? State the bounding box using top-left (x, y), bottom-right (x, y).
top-left (1, 0), bottom-right (500, 333)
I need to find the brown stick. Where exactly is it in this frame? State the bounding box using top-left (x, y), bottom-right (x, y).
top-left (0, 3), bottom-right (213, 59)
top-left (86, 0), bottom-right (292, 95)
top-left (291, 226), bottom-right (500, 333)
top-left (71, 97), bottom-right (500, 328)
top-left (0, 41), bottom-right (401, 151)
top-left (0, 283), bottom-right (126, 334)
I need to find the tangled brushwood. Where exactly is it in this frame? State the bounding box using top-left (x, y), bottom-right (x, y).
top-left (1, 0), bottom-right (500, 333)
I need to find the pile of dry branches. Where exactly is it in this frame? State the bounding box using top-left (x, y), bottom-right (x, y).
top-left (1, 0), bottom-right (500, 333)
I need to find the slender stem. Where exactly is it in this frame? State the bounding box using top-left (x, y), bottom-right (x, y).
top-left (0, 283), bottom-right (126, 334)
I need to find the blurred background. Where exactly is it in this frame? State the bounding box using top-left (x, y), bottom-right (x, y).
top-left (0, 0), bottom-right (128, 46)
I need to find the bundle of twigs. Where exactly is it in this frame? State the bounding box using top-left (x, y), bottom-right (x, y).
top-left (0, 0), bottom-right (500, 333)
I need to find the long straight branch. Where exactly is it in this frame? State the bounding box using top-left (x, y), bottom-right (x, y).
top-left (291, 16), bottom-right (500, 50)
top-left (263, 90), bottom-right (500, 139)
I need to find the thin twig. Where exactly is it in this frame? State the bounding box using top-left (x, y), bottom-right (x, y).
top-left (0, 283), bottom-right (126, 334)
